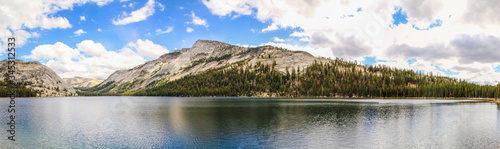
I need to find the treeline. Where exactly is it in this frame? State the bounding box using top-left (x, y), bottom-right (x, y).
top-left (76, 81), bottom-right (122, 96)
top-left (133, 59), bottom-right (499, 98)
top-left (0, 74), bottom-right (40, 97)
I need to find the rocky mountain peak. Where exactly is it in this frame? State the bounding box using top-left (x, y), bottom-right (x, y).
top-left (0, 59), bottom-right (77, 97)
top-left (192, 40), bottom-right (229, 49)
top-left (92, 39), bottom-right (328, 94)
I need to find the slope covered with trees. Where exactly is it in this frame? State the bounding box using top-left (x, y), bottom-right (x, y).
top-left (132, 58), bottom-right (499, 98)
top-left (0, 73), bottom-right (40, 97)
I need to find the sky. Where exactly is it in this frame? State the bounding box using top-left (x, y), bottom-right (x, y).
top-left (0, 0), bottom-right (499, 85)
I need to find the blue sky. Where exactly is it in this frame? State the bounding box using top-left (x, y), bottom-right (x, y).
top-left (19, 0), bottom-right (292, 58)
top-left (1, 0), bottom-right (500, 84)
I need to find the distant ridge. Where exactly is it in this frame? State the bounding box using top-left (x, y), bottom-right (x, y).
top-left (63, 76), bottom-right (104, 88)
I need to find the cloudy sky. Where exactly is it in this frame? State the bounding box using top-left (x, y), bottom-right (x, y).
top-left (0, 0), bottom-right (499, 85)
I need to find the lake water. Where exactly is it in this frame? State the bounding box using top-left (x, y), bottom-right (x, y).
top-left (1, 97), bottom-right (499, 148)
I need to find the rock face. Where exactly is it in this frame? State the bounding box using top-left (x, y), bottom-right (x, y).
top-left (96, 40), bottom-right (329, 93)
top-left (0, 60), bottom-right (77, 97)
top-left (63, 77), bottom-right (104, 88)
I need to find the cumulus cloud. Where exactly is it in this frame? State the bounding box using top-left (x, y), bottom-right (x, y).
top-left (202, 0), bottom-right (500, 84)
top-left (112, 0), bottom-right (157, 25)
top-left (126, 39), bottom-right (169, 58)
top-left (386, 34), bottom-right (500, 65)
top-left (461, 0), bottom-right (500, 25)
top-left (398, 0), bottom-right (444, 25)
top-left (451, 34), bottom-right (500, 64)
top-left (23, 39), bottom-right (168, 79)
top-left (24, 42), bottom-right (80, 63)
top-left (201, 0), bottom-right (253, 16)
top-left (187, 11), bottom-right (208, 27)
top-left (77, 40), bottom-right (107, 56)
top-left (310, 32), bottom-right (334, 48)
top-left (186, 27), bottom-right (194, 33)
top-left (74, 29), bottom-right (87, 36)
top-left (385, 43), bottom-right (451, 61)
top-left (80, 16), bottom-right (86, 21)
top-left (273, 37), bottom-right (285, 42)
top-left (0, 0), bottom-right (114, 53)
top-left (330, 34), bottom-right (373, 59)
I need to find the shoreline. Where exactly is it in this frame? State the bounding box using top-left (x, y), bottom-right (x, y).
top-left (1, 96), bottom-right (498, 102)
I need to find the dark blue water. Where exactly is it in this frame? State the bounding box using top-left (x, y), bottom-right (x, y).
top-left (1, 97), bottom-right (499, 148)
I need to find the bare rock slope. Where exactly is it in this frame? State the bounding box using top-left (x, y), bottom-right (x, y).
top-left (0, 60), bottom-right (77, 97)
top-left (96, 40), bottom-right (329, 93)
top-left (63, 77), bottom-right (104, 88)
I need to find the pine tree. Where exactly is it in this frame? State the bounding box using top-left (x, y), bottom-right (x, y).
top-left (497, 83), bottom-right (500, 101)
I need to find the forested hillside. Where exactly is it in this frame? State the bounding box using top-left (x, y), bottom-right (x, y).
top-left (131, 58), bottom-right (499, 98)
top-left (0, 74), bottom-right (40, 97)
top-left (78, 41), bottom-right (499, 98)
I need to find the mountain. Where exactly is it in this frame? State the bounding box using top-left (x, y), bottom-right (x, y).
top-left (0, 60), bottom-right (77, 97)
top-left (84, 40), bottom-right (329, 94)
top-left (82, 40), bottom-right (499, 98)
top-left (63, 77), bottom-right (104, 88)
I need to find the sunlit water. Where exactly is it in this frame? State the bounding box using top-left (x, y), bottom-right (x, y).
top-left (1, 97), bottom-right (499, 148)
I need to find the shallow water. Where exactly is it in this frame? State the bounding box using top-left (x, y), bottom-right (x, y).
top-left (0, 97), bottom-right (499, 148)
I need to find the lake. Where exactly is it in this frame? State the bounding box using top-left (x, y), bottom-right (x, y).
top-left (1, 97), bottom-right (499, 148)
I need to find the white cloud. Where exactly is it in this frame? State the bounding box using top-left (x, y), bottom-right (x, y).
top-left (0, 0), bottom-right (114, 52)
top-left (97, 28), bottom-right (102, 32)
top-left (24, 42), bottom-right (80, 63)
top-left (201, 0), bottom-right (252, 16)
top-left (261, 23), bottom-right (279, 32)
top-left (202, 0), bottom-right (500, 84)
top-left (273, 37), bottom-right (285, 42)
top-left (74, 29), bottom-right (87, 36)
top-left (23, 39), bottom-right (168, 79)
top-left (112, 0), bottom-right (157, 25)
top-left (187, 11), bottom-right (208, 27)
top-left (156, 26), bottom-right (173, 35)
top-left (157, 2), bottom-right (165, 11)
top-left (80, 16), bottom-right (86, 21)
top-left (120, 0), bottom-right (129, 2)
top-left (91, 0), bottom-right (114, 6)
top-left (179, 6), bottom-right (184, 10)
top-left (186, 27), bottom-right (194, 33)
top-left (77, 40), bottom-right (107, 56)
top-left (235, 44), bottom-right (257, 48)
top-left (126, 39), bottom-right (169, 58)
top-left (462, 0), bottom-right (500, 25)
top-left (202, 0), bottom-right (500, 83)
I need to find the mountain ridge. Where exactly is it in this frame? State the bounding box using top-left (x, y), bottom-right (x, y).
top-left (81, 39), bottom-right (499, 99)
top-left (63, 76), bottom-right (104, 88)
top-left (90, 40), bottom-right (328, 94)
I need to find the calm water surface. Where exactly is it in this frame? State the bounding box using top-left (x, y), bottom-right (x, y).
top-left (1, 97), bottom-right (499, 148)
